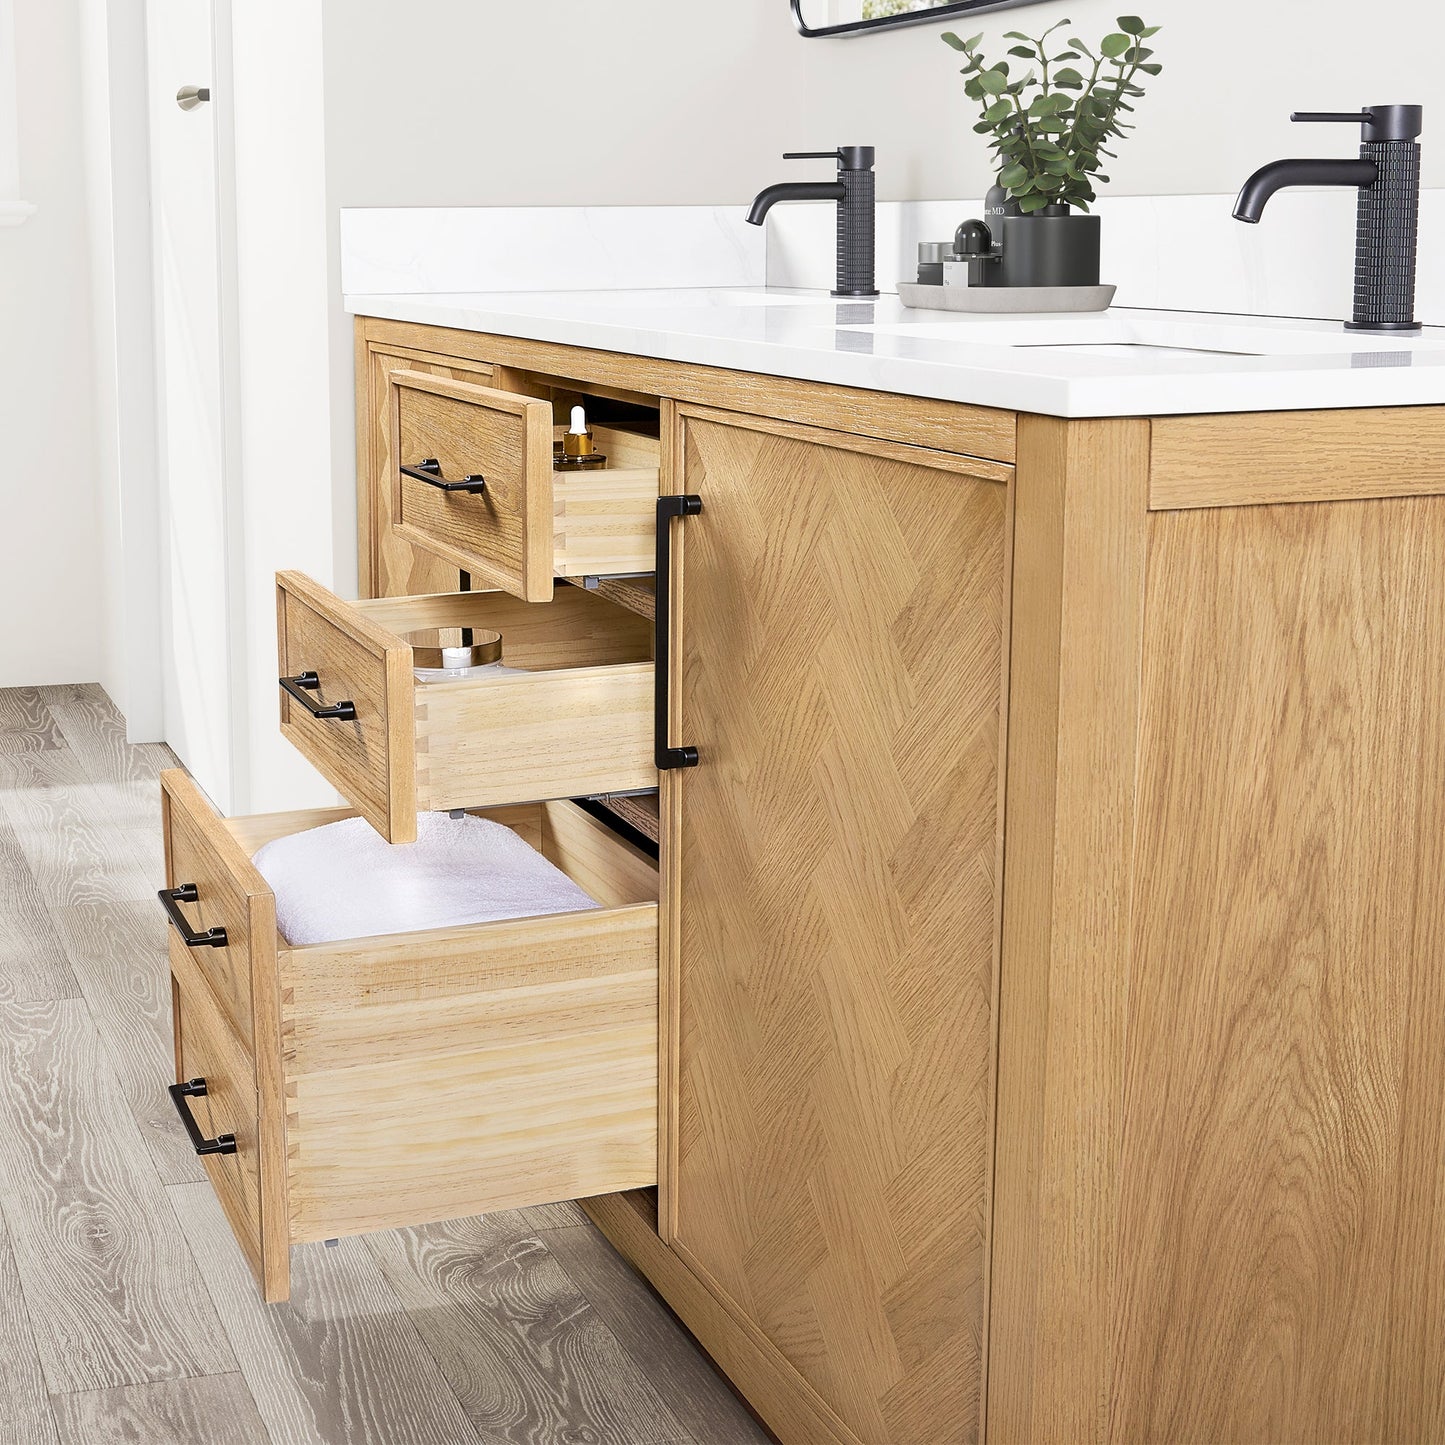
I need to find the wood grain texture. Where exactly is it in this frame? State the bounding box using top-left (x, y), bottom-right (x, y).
top-left (542, 1219), bottom-right (774, 1445)
top-left (279, 576), bottom-right (655, 840)
top-left (368, 1215), bottom-right (692, 1444)
top-left (51, 1374), bottom-right (269, 1445)
top-left (171, 959), bottom-right (271, 1297)
top-left (1108, 497), bottom-right (1445, 1444)
top-left (44, 684), bottom-right (176, 785)
top-left (393, 368), bottom-right (556, 601)
top-left (282, 898), bottom-right (659, 1243)
top-left (49, 900), bottom-right (205, 1186)
top-left (585, 1191), bottom-right (852, 1445)
top-left (0, 999), bottom-right (235, 1393)
top-left (1150, 405), bottom-right (1445, 509)
top-left (0, 810), bottom-right (80, 1003)
top-left (418, 662), bottom-right (657, 813)
top-left (592, 790), bottom-right (661, 845)
top-left (162, 769), bottom-right (290, 1302)
top-left (670, 406), bottom-right (1011, 1445)
top-left (360, 316), bottom-right (1018, 464)
top-left (161, 769), bottom-right (277, 1057)
top-left (363, 339), bottom-right (481, 598)
top-left (276, 570), bottom-right (418, 844)
top-left (987, 416), bottom-right (1152, 1445)
top-left (0, 784), bottom-right (162, 908)
top-left (0, 1225), bottom-right (57, 1445)
top-left (168, 1180), bottom-right (483, 1445)
top-left (0, 687), bottom-right (64, 751)
top-left (565, 574), bottom-right (657, 622)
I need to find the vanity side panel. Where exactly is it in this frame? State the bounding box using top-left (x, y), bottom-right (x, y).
top-left (1107, 494), bottom-right (1445, 1445)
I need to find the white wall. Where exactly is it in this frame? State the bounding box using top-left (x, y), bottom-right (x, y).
top-left (229, 0), bottom-right (338, 812)
top-left (320, 0), bottom-right (1445, 208)
top-left (0, 0), bottom-right (103, 689)
top-left (78, 0), bottom-right (162, 733)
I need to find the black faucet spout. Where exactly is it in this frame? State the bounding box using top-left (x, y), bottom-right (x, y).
top-left (1232, 156), bottom-right (1380, 222)
top-left (746, 180), bottom-right (847, 228)
top-left (745, 145), bottom-right (877, 297)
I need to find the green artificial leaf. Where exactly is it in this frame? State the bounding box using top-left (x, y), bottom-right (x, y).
top-left (1100, 32), bottom-right (1131, 56)
top-left (1138, 61), bottom-right (1163, 74)
top-left (1138, 24), bottom-right (1161, 35)
top-left (1068, 36), bottom-right (1095, 55)
top-left (1053, 66), bottom-right (1085, 86)
top-left (998, 161), bottom-right (1030, 188)
top-left (1125, 46), bottom-right (1153, 60)
top-left (963, 76), bottom-right (985, 100)
top-left (978, 67), bottom-right (1008, 94)
top-left (1117, 15), bottom-right (1146, 33)
top-left (973, 120), bottom-right (996, 134)
top-left (941, 31), bottom-right (966, 48)
top-left (986, 99), bottom-right (1014, 122)
top-left (1002, 29), bottom-right (1031, 39)
top-left (1019, 194), bottom-right (1051, 213)
top-left (1008, 44), bottom-right (1036, 57)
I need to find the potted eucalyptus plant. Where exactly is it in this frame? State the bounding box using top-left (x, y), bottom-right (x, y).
top-left (942, 15), bottom-right (1162, 289)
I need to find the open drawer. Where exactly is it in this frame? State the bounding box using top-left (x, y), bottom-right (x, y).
top-left (160, 767), bottom-right (659, 1303)
top-left (276, 570), bottom-right (657, 843)
top-left (391, 368), bottom-right (659, 602)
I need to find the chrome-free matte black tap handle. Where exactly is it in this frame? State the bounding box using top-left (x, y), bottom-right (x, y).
top-left (783, 147), bottom-right (876, 170)
top-left (1292, 106), bottom-right (1423, 142)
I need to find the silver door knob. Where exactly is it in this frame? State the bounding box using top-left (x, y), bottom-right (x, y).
top-left (175, 86), bottom-right (210, 111)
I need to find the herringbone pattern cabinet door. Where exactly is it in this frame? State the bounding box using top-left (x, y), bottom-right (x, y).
top-left (670, 408), bottom-right (1010, 1445)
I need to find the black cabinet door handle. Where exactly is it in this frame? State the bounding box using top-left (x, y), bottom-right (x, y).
top-left (278, 671), bottom-right (357, 722)
top-left (656, 495), bottom-right (702, 770)
top-left (168, 1078), bottom-right (238, 1156)
top-left (401, 457), bottom-right (487, 495)
top-left (158, 884), bottom-right (228, 948)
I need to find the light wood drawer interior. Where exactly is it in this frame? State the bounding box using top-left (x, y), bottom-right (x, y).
top-left (391, 368), bottom-right (660, 602)
top-left (161, 767), bottom-right (660, 1303)
top-left (276, 570), bottom-right (657, 843)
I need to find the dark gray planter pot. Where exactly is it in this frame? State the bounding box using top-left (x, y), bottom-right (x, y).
top-left (972, 208), bottom-right (1102, 289)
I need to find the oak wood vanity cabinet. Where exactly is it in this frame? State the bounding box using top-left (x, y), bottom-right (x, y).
top-left (162, 308), bottom-right (1445, 1445)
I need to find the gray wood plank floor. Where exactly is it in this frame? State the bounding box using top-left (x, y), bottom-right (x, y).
top-left (0, 684), bottom-right (772, 1445)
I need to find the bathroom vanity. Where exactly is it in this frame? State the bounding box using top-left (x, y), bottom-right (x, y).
top-left (162, 285), bottom-right (1445, 1445)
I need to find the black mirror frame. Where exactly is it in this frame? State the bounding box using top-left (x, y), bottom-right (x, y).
top-left (790, 0), bottom-right (1038, 39)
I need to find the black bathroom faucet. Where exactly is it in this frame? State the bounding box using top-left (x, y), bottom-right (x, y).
top-left (1234, 106), bottom-right (1424, 331)
top-left (746, 146), bottom-right (878, 298)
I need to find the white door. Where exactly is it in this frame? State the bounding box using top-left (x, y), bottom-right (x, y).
top-left (146, 0), bottom-right (240, 812)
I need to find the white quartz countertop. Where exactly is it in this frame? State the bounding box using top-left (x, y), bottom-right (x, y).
top-left (345, 287), bottom-right (1445, 419)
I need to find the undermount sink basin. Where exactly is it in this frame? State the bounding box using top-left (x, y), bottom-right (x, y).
top-left (846, 312), bottom-right (1445, 357)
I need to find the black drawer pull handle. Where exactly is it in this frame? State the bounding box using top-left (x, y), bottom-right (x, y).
top-left (279, 671), bottom-right (357, 722)
top-left (168, 1078), bottom-right (238, 1157)
top-left (401, 457), bottom-right (487, 495)
top-left (656, 494), bottom-right (702, 770)
top-left (158, 884), bottom-right (228, 948)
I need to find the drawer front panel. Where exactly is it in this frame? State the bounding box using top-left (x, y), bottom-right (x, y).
top-left (276, 571), bottom-right (416, 842)
top-left (278, 575), bottom-right (656, 842)
top-left (392, 369), bottom-right (555, 601)
top-left (172, 967), bottom-right (268, 1289)
top-left (161, 772), bottom-right (276, 1054)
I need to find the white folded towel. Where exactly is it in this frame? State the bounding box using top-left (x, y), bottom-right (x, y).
top-left (253, 812), bottom-right (599, 946)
